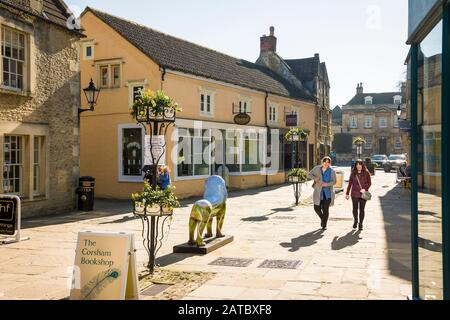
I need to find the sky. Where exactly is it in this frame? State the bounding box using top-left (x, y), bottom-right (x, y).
top-left (66, 0), bottom-right (409, 109)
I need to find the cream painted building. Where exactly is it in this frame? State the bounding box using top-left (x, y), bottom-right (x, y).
top-left (79, 8), bottom-right (319, 199)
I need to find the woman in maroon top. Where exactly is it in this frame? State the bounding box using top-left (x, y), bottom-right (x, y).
top-left (346, 160), bottom-right (372, 231)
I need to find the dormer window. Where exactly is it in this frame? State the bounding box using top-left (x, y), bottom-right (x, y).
top-left (394, 95), bottom-right (402, 105)
top-left (365, 96), bottom-right (373, 105)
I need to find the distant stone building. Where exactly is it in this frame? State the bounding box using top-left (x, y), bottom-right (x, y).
top-left (0, 0), bottom-right (83, 217)
top-left (340, 83), bottom-right (407, 160)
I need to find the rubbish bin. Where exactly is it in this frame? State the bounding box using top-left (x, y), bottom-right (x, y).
top-left (333, 167), bottom-right (344, 193)
top-left (77, 176), bottom-right (95, 211)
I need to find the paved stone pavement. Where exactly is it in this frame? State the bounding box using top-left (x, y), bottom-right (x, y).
top-left (0, 167), bottom-right (412, 300)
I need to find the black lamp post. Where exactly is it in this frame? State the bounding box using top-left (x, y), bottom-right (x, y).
top-left (132, 94), bottom-right (177, 274)
top-left (79, 78), bottom-right (100, 114)
top-left (288, 129), bottom-right (307, 206)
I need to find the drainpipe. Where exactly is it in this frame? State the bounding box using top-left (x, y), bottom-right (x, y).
top-left (160, 67), bottom-right (166, 90)
top-left (265, 91), bottom-right (269, 187)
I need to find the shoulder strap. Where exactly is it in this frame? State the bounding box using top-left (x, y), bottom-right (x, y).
top-left (355, 174), bottom-right (363, 189)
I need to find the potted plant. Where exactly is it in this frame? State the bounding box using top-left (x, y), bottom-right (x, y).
top-left (131, 89), bottom-right (182, 120)
top-left (132, 182), bottom-right (180, 216)
top-left (287, 168), bottom-right (308, 183)
top-left (285, 128), bottom-right (308, 142)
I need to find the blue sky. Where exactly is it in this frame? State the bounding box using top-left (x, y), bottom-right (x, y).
top-left (67, 0), bottom-right (409, 108)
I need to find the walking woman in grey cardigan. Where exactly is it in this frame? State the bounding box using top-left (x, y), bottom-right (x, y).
top-left (307, 157), bottom-right (337, 230)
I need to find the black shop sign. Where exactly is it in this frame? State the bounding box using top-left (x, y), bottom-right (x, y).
top-left (0, 196), bottom-right (18, 236)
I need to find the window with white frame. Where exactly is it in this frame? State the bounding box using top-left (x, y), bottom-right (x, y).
top-left (177, 128), bottom-right (211, 177)
top-left (349, 115), bottom-right (358, 129)
top-left (242, 131), bottom-right (261, 172)
top-left (3, 135), bottom-right (24, 194)
top-left (98, 62), bottom-right (121, 89)
top-left (83, 41), bottom-right (94, 60)
top-left (226, 130), bottom-right (241, 173)
top-left (1, 26), bottom-right (26, 90)
top-left (395, 136), bottom-right (402, 149)
top-left (364, 115), bottom-right (372, 128)
top-left (268, 104), bottom-right (278, 123)
top-left (393, 95), bottom-right (402, 105)
top-left (238, 95), bottom-right (252, 114)
top-left (199, 89), bottom-right (215, 116)
top-left (128, 82), bottom-right (145, 108)
top-left (365, 136), bottom-right (373, 149)
top-left (365, 96), bottom-right (373, 105)
top-left (379, 117), bottom-right (388, 128)
top-left (119, 126), bottom-right (143, 180)
top-left (33, 136), bottom-right (45, 195)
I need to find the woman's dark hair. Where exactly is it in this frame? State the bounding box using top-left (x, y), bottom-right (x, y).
top-left (322, 156), bottom-right (332, 164)
top-left (353, 159), bottom-right (369, 174)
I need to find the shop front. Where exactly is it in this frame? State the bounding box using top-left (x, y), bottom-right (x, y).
top-left (407, 0), bottom-right (450, 300)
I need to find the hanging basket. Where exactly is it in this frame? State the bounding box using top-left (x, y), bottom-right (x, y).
top-left (133, 201), bottom-right (174, 217)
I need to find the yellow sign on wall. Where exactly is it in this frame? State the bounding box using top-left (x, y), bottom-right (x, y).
top-left (70, 232), bottom-right (139, 300)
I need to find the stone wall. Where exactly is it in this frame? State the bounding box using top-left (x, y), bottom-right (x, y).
top-left (0, 6), bottom-right (81, 218)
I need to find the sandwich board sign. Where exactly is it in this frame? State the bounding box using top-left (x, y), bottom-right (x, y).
top-left (70, 231), bottom-right (139, 300)
top-left (0, 195), bottom-right (30, 245)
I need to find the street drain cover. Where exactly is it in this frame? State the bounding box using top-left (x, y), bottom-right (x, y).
top-left (209, 257), bottom-right (254, 267)
top-left (272, 216), bottom-right (296, 220)
top-left (141, 284), bottom-right (172, 296)
top-left (258, 259), bottom-right (302, 269)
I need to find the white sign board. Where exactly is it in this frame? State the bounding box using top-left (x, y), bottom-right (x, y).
top-left (144, 135), bottom-right (166, 166)
top-left (70, 231), bottom-right (139, 300)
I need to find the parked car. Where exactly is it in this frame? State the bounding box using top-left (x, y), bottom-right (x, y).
top-left (371, 155), bottom-right (388, 169)
top-left (384, 154), bottom-right (408, 172)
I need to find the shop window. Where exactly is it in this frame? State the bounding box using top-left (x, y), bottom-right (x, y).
top-left (417, 20), bottom-right (443, 300)
top-left (119, 126), bottom-right (143, 181)
top-left (3, 135), bottom-right (24, 194)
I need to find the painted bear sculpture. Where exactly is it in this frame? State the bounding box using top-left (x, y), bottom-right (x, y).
top-left (188, 176), bottom-right (228, 247)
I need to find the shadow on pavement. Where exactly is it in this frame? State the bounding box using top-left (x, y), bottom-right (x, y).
top-left (280, 229), bottom-right (325, 252)
top-left (22, 199), bottom-right (135, 229)
top-left (379, 184), bottom-right (412, 281)
top-left (155, 252), bottom-right (197, 267)
top-left (331, 231), bottom-right (362, 250)
top-left (241, 206), bottom-right (295, 222)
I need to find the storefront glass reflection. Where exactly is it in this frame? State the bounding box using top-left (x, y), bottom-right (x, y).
top-left (417, 20), bottom-right (443, 300)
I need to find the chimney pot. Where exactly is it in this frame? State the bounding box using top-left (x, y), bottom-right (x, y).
top-left (260, 26), bottom-right (277, 53)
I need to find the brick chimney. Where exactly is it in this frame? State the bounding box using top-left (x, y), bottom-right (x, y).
top-left (260, 26), bottom-right (277, 53)
top-left (356, 82), bottom-right (364, 94)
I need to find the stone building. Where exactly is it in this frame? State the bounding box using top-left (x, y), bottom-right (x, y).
top-left (256, 31), bottom-right (332, 163)
top-left (341, 83), bottom-right (407, 160)
top-left (0, 0), bottom-right (83, 217)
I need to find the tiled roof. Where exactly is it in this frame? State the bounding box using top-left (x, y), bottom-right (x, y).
top-left (345, 92), bottom-right (406, 106)
top-left (285, 57), bottom-right (319, 82)
top-left (86, 7), bottom-right (314, 102)
top-left (0, 0), bottom-right (82, 34)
